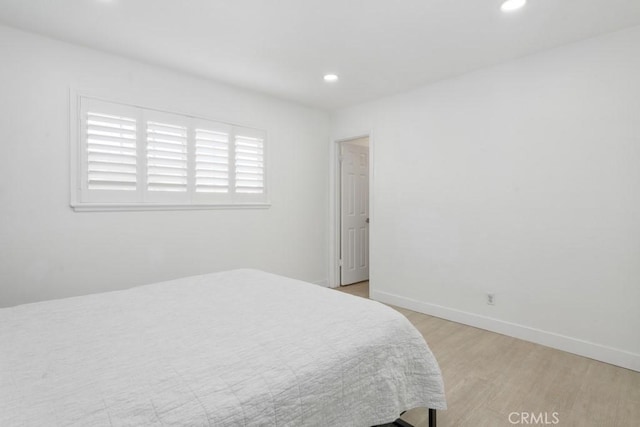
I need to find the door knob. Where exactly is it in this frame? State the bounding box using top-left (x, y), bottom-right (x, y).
top-left (366, 218), bottom-right (370, 223)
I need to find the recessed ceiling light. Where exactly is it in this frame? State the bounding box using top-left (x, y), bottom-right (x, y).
top-left (501, 0), bottom-right (526, 12)
top-left (323, 74), bottom-right (339, 82)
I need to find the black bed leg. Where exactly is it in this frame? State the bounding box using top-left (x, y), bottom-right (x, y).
top-left (428, 409), bottom-right (436, 427)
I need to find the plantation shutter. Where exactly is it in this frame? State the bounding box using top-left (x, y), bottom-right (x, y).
top-left (86, 112), bottom-right (137, 191)
top-left (195, 126), bottom-right (230, 194)
top-left (146, 121), bottom-right (188, 193)
top-left (78, 98), bottom-right (140, 203)
top-left (234, 131), bottom-right (265, 195)
top-left (74, 96), bottom-right (268, 209)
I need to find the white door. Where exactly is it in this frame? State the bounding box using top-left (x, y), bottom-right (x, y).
top-left (341, 142), bottom-right (369, 285)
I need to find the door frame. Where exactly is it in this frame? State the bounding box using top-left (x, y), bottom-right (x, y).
top-left (328, 132), bottom-right (374, 288)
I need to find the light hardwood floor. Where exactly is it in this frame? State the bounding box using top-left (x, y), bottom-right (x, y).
top-left (337, 281), bottom-right (640, 427)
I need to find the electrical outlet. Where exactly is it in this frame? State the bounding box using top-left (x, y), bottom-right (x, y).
top-left (486, 293), bottom-right (495, 305)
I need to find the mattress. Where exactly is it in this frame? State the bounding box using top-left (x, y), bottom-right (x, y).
top-left (0, 269), bottom-right (446, 426)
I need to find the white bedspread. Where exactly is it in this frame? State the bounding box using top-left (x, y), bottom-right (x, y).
top-left (0, 269), bottom-right (445, 426)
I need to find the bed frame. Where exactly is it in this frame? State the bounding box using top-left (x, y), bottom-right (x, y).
top-left (380, 408), bottom-right (437, 427)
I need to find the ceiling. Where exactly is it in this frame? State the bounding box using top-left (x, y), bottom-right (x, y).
top-left (1, 0), bottom-right (639, 110)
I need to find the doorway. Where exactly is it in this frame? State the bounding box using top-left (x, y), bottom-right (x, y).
top-left (339, 137), bottom-right (369, 286)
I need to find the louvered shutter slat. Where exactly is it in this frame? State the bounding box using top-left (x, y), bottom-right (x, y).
top-left (88, 146), bottom-right (137, 157)
top-left (86, 112), bottom-right (137, 191)
top-left (88, 124), bottom-right (136, 135)
top-left (87, 113), bottom-right (136, 127)
top-left (147, 121), bottom-right (188, 192)
top-left (148, 166), bottom-right (186, 174)
top-left (195, 129), bottom-right (229, 193)
top-left (88, 140), bottom-right (136, 151)
top-left (196, 171), bottom-right (228, 178)
top-left (87, 181), bottom-right (137, 191)
top-left (147, 183), bottom-right (188, 192)
top-left (196, 158), bottom-right (228, 166)
top-left (88, 153), bottom-right (137, 165)
top-left (147, 157), bottom-right (187, 166)
top-left (147, 141), bottom-right (187, 152)
top-left (234, 135), bottom-right (264, 194)
top-left (196, 148), bottom-right (228, 157)
top-left (90, 163), bottom-right (137, 174)
top-left (88, 172), bottom-right (137, 182)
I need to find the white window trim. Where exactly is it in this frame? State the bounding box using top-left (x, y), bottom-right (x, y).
top-left (70, 91), bottom-right (271, 212)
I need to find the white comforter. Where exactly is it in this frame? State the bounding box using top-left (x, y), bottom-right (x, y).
top-left (0, 269), bottom-right (446, 426)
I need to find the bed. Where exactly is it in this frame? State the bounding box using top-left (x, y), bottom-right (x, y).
top-left (0, 269), bottom-right (446, 426)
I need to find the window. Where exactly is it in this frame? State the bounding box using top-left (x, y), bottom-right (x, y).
top-left (72, 97), bottom-right (268, 210)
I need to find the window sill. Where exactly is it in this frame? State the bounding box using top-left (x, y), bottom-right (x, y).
top-left (71, 202), bottom-right (272, 212)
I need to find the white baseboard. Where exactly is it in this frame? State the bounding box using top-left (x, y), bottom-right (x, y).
top-left (371, 289), bottom-right (640, 372)
top-left (312, 279), bottom-right (329, 287)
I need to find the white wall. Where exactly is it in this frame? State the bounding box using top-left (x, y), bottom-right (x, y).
top-left (0, 25), bottom-right (330, 307)
top-left (332, 26), bottom-right (640, 371)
